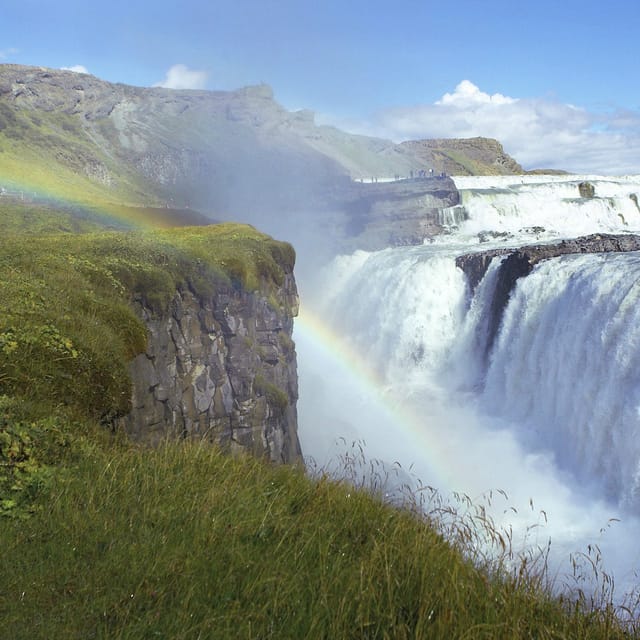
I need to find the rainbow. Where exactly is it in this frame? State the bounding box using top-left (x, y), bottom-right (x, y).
top-left (293, 304), bottom-right (463, 495)
top-left (0, 176), bottom-right (459, 494)
top-left (0, 175), bottom-right (209, 230)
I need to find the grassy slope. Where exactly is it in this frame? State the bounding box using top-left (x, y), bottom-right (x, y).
top-left (3, 439), bottom-right (633, 640)
top-left (0, 101), bottom-right (219, 230)
top-left (0, 103), bottom-right (150, 204)
top-left (437, 149), bottom-right (501, 176)
top-left (0, 206), bottom-right (638, 638)
top-left (0, 220), bottom-right (294, 420)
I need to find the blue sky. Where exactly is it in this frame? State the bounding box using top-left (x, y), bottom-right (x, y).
top-left (1, 0), bottom-right (639, 173)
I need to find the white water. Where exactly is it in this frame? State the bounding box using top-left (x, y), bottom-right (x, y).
top-left (296, 175), bottom-right (640, 602)
top-left (441, 174), bottom-right (640, 245)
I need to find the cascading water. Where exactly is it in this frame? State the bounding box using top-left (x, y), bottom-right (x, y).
top-left (481, 252), bottom-right (640, 509)
top-left (441, 174), bottom-right (640, 242)
top-left (295, 174), bottom-right (640, 599)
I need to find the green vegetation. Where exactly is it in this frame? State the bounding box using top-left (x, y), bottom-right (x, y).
top-left (0, 209), bottom-right (295, 521)
top-left (254, 374), bottom-right (289, 412)
top-left (0, 395), bottom-right (107, 518)
top-left (1, 436), bottom-right (638, 638)
top-left (0, 199), bottom-right (127, 234)
top-left (0, 220), bottom-right (294, 423)
top-left (0, 102), bottom-right (160, 208)
top-left (0, 204), bottom-right (638, 638)
top-left (436, 149), bottom-right (498, 176)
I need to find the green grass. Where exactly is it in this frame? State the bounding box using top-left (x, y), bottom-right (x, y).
top-left (0, 103), bottom-right (161, 208)
top-left (0, 221), bottom-right (295, 426)
top-left (0, 213), bottom-right (295, 521)
top-left (435, 149), bottom-right (493, 176)
top-left (0, 197), bottom-right (218, 234)
top-left (0, 200), bottom-right (123, 234)
top-left (0, 437), bottom-right (637, 639)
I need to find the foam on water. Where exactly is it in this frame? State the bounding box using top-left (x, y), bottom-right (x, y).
top-left (296, 175), bottom-right (640, 600)
top-left (443, 175), bottom-right (640, 245)
top-left (481, 252), bottom-right (640, 509)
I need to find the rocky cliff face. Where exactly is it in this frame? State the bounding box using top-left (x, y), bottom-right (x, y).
top-left (116, 273), bottom-right (301, 464)
top-left (333, 176), bottom-right (460, 250)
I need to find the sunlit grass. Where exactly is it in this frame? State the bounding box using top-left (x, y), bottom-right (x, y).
top-left (0, 103), bottom-right (160, 208)
top-left (0, 214), bottom-right (295, 524)
top-left (0, 221), bottom-right (295, 424)
top-left (1, 437), bottom-right (638, 639)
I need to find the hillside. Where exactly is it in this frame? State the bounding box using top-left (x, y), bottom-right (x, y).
top-left (0, 214), bottom-right (303, 498)
top-left (401, 137), bottom-right (524, 176)
top-left (0, 64), bottom-right (525, 238)
top-left (4, 432), bottom-right (636, 639)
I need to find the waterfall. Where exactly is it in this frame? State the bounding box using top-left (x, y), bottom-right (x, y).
top-left (481, 252), bottom-right (640, 510)
top-left (317, 246), bottom-right (468, 387)
top-left (440, 175), bottom-right (640, 241)
top-left (296, 174), bottom-right (640, 597)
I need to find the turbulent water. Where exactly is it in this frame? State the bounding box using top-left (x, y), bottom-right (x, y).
top-left (445, 174), bottom-right (640, 241)
top-left (296, 174), bottom-right (640, 600)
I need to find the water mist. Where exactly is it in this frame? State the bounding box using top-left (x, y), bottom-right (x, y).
top-left (295, 174), bottom-right (640, 602)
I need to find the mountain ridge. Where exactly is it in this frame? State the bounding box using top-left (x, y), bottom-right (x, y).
top-left (0, 64), bottom-right (531, 250)
top-left (0, 65), bottom-right (526, 205)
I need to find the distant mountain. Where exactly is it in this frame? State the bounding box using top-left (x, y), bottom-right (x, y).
top-left (400, 137), bottom-right (524, 176)
top-left (0, 64), bottom-right (525, 248)
top-left (0, 65), bottom-right (342, 217)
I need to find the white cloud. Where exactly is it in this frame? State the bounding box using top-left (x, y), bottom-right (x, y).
top-left (61, 65), bottom-right (89, 74)
top-left (436, 80), bottom-right (516, 107)
top-left (333, 80), bottom-right (640, 175)
top-left (154, 64), bottom-right (208, 90)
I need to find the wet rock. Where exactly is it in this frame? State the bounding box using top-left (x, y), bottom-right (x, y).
top-left (579, 181), bottom-right (596, 198)
top-left (334, 176), bottom-right (460, 250)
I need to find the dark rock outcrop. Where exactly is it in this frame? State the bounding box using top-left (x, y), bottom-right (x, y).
top-left (456, 233), bottom-right (640, 355)
top-left (578, 181), bottom-right (595, 198)
top-left (116, 273), bottom-right (301, 464)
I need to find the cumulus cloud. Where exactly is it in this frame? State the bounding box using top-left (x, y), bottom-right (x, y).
top-left (61, 65), bottom-right (89, 74)
top-left (338, 80), bottom-right (640, 175)
top-left (436, 79), bottom-right (516, 107)
top-left (154, 64), bottom-right (208, 90)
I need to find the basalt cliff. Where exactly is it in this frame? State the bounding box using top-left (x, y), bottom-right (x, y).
top-left (117, 275), bottom-right (301, 463)
top-left (115, 241), bottom-right (302, 464)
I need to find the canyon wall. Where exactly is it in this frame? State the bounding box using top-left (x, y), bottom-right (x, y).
top-left (116, 273), bottom-right (302, 464)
